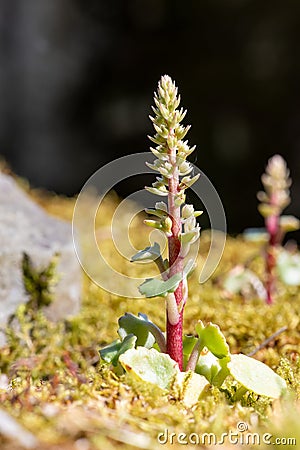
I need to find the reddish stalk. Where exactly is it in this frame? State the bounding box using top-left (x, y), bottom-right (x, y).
top-left (167, 139), bottom-right (184, 370)
top-left (258, 155), bottom-right (295, 305)
top-left (146, 75), bottom-right (199, 369)
top-left (265, 214), bottom-right (279, 305)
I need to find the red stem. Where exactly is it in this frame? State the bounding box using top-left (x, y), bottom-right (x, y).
top-left (167, 139), bottom-right (184, 370)
top-left (265, 214), bottom-right (279, 305)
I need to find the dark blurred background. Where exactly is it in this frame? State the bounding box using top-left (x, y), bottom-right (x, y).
top-left (1, 0), bottom-right (300, 235)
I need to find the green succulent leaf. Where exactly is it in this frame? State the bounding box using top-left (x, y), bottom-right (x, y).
top-left (195, 321), bottom-right (230, 358)
top-left (243, 228), bottom-right (268, 242)
top-left (277, 250), bottom-right (300, 286)
top-left (143, 219), bottom-right (162, 230)
top-left (195, 351), bottom-right (230, 386)
top-left (118, 312), bottom-right (166, 351)
top-left (99, 339), bottom-right (121, 365)
top-left (131, 242), bottom-right (161, 262)
top-left (228, 354), bottom-right (287, 398)
top-left (174, 371), bottom-right (209, 407)
top-left (212, 356), bottom-right (230, 387)
top-left (138, 273), bottom-right (182, 298)
top-left (196, 351), bottom-right (221, 383)
top-left (179, 174), bottom-right (200, 189)
top-left (118, 313), bottom-right (156, 348)
top-left (180, 230), bottom-right (199, 244)
top-left (223, 267), bottom-right (267, 300)
top-left (144, 208), bottom-right (167, 218)
top-left (183, 335), bottom-right (198, 357)
top-left (145, 186), bottom-right (168, 196)
top-left (258, 203), bottom-right (278, 218)
top-left (119, 347), bottom-right (178, 390)
top-left (279, 215), bottom-right (300, 233)
top-left (138, 259), bottom-right (194, 298)
top-left (184, 324), bottom-right (230, 386)
top-left (99, 334), bottom-right (137, 367)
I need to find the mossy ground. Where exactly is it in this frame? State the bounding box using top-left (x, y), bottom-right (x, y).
top-left (1, 188), bottom-right (300, 450)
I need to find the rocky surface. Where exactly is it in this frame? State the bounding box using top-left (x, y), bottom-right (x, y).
top-left (0, 172), bottom-right (81, 345)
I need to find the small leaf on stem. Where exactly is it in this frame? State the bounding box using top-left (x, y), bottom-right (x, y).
top-left (138, 273), bottom-right (182, 298)
top-left (195, 321), bottom-right (230, 358)
top-left (131, 243), bottom-right (161, 262)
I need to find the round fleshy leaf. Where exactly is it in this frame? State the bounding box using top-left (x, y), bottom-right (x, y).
top-left (195, 321), bottom-right (229, 358)
top-left (195, 350), bottom-right (229, 387)
top-left (118, 312), bottom-right (166, 352)
top-left (228, 354), bottom-right (287, 398)
top-left (100, 334), bottom-right (137, 367)
top-left (99, 339), bottom-right (122, 365)
top-left (119, 347), bottom-right (179, 390)
top-left (243, 228), bottom-right (268, 242)
top-left (223, 268), bottom-right (248, 294)
top-left (175, 371), bottom-right (209, 407)
top-left (279, 215), bottom-right (300, 233)
top-left (118, 313), bottom-right (156, 348)
top-left (223, 267), bottom-right (267, 300)
top-left (277, 250), bottom-right (300, 286)
top-left (196, 350), bottom-right (222, 383)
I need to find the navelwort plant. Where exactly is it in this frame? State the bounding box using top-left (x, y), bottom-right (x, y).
top-left (223, 155), bottom-right (300, 302)
top-left (257, 155), bottom-right (300, 304)
top-left (100, 76), bottom-right (287, 405)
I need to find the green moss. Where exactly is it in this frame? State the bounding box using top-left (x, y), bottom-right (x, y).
top-left (1, 191), bottom-right (300, 449)
top-left (22, 252), bottom-right (59, 310)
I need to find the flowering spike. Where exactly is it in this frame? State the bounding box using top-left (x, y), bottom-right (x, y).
top-left (143, 75), bottom-right (200, 368)
top-left (258, 155), bottom-right (291, 218)
top-left (257, 154), bottom-right (298, 304)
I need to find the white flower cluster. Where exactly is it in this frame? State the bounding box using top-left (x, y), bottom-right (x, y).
top-left (257, 154), bottom-right (291, 218)
top-left (145, 75), bottom-right (201, 248)
top-left (180, 204), bottom-right (202, 257)
top-left (144, 201), bottom-right (172, 236)
top-left (146, 75), bottom-right (198, 205)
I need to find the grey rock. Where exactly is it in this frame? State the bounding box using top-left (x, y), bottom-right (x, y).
top-left (0, 172), bottom-right (81, 346)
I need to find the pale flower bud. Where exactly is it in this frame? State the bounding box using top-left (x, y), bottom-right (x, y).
top-left (182, 204), bottom-right (194, 219)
